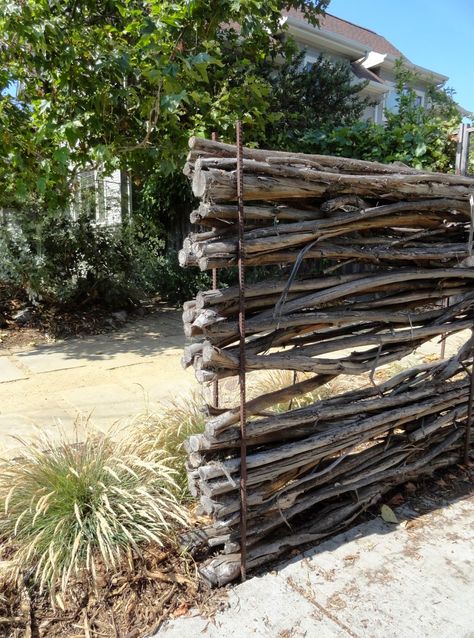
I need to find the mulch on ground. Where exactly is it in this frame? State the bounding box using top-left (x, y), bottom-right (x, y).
top-left (0, 543), bottom-right (224, 638)
top-left (0, 466), bottom-right (472, 638)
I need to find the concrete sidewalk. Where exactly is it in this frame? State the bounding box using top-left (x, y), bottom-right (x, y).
top-left (155, 493), bottom-right (474, 638)
top-left (0, 306), bottom-right (196, 454)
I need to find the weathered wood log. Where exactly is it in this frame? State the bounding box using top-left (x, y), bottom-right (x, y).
top-left (190, 197), bottom-right (469, 226)
top-left (198, 489), bottom-right (381, 585)
top-left (195, 390), bottom-right (468, 496)
top-left (192, 206), bottom-right (467, 251)
top-left (199, 307), bottom-right (446, 342)
top-left (196, 341), bottom-right (422, 383)
top-left (210, 428), bottom-right (464, 542)
top-left (192, 163), bottom-right (473, 203)
top-left (192, 283), bottom-right (471, 337)
top-left (188, 376), bottom-right (469, 452)
top-left (189, 286), bottom-right (472, 350)
top-left (199, 319), bottom-right (473, 374)
top-left (181, 342), bottom-right (203, 369)
top-left (195, 273), bottom-right (361, 311)
top-left (201, 359), bottom-right (449, 439)
top-left (252, 269), bottom-right (474, 320)
top-left (198, 448), bottom-right (462, 586)
top-left (191, 151), bottom-right (474, 186)
top-left (180, 137), bottom-right (474, 586)
top-left (191, 202), bottom-right (326, 224)
top-left (188, 137), bottom-right (425, 176)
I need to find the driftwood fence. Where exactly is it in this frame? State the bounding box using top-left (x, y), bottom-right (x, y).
top-left (179, 135), bottom-right (474, 586)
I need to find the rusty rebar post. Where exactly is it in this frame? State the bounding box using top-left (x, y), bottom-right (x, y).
top-left (440, 299), bottom-right (448, 359)
top-left (464, 348), bottom-right (474, 465)
top-left (211, 131), bottom-right (219, 409)
top-left (236, 120), bottom-right (248, 581)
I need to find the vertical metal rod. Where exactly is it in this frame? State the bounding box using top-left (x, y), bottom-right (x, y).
top-left (462, 203), bottom-right (474, 463)
top-left (464, 349), bottom-right (474, 465)
top-left (236, 120), bottom-right (248, 581)
top-left (211, 131), bottom-right (219, 409)
top-left (440, 298), bottom-right (448, 359)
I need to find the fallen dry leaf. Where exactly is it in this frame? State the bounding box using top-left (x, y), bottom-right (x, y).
top-left (172, 602), bottom-right (189, 618)
top-left (381, 504), bottom-right (399, 524)
top-left (388, 493), bottom-right (405, 506)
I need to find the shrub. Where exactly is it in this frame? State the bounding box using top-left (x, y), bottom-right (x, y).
top-left (301, 62), bottom-right (462, 173)
top-left (135, 247), bottom-right (212, 306)
top-left (0, 211), bottom-right (143, 308)
top-left (133, 391), bottom-right (206, 497)
top-left (0, 430), bottom-right (188, 598)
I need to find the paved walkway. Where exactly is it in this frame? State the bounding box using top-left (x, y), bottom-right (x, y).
top-left (0, 306), bottom-right (196, 455)
top-left (155, 493), bottom-right (474, 638)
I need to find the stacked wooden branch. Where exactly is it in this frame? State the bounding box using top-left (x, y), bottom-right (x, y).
top-left (192, 360), bottom-right (469, 585)
top-left (179, 138), bottom-right (474, 586)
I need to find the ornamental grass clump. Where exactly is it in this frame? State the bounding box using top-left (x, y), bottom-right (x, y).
top-left (133, 390), bottom-right (206, 497)
top-left (0, 430), bottom-right (188, 597)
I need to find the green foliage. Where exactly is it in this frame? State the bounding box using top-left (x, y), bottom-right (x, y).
top-left (0, 0), bottom-right (328, 211)
top-left (154, 252), bottom-right (211, 304)
top-left (302, 62), bottom-right (462, 172)
top-left (0, 204), bottom-right (213, 307)
top-left (0, 429), bottom-right (188, 598)
top-left (262, 51), bottom-right (371, 150)
top-left (0, 212), bottom-right (142, 307)
top-left (0, 0), bottom-right (333, 307)
top-left (468, 129), bottom-right (474, 175)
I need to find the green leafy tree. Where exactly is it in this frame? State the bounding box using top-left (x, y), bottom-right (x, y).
top-left (262, 51), bottom-right (372, 150)
top-left (0, 0), bottom-right (329, 210)
top-left (0, 0), bottom-right (332, 305)
top-left (134, 48), bottom-right (371, 252)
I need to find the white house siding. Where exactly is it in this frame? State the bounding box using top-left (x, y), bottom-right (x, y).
top-left (71, 168), bottom-right (126, 226)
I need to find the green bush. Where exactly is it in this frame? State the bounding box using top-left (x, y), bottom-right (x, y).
top-left (0, 212), bottom-right (143, 308)
top-left (0, 208), bottom-right (214, 309)
top-left (300, 63), bottom-right (462, 172)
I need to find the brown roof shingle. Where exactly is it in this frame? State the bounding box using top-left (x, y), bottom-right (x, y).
top-left (286, 10), bottom-right (405, 59)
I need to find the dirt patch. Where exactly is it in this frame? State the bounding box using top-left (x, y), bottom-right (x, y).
top-left (0, 326), bottom-right (50, 351)
top-left (0, 287), bottom-right (164, 351)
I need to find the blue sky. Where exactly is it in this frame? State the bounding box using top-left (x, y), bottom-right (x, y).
top-left (327, 0), bottom-right (473, 114)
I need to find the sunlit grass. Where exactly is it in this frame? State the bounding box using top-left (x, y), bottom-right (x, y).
top-left (133, 390), bottom-right (206, 498)
top-left (0, 429), bottom-right (188, 599)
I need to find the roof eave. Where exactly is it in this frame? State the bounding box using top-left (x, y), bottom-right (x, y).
top-left (382, 55), bottom-right (448, 85)
top-left (364, 80), bottom-right (389, 95)
top-left (286, 15), bottom-right (368, 58)
top-left (285, 15), bottom-right (448, 85)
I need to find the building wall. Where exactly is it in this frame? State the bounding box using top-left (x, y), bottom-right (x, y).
top-left (71, 168), bottom-right (126, 226)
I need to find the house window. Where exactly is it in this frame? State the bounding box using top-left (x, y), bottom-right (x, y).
top-left (385, 89), bottom-right (399, 113)
top-left (384, 87), bottom-right (424, 115)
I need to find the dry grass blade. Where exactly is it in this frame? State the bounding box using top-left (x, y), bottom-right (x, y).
top-left (0, 427), bottom-right (189, 601)
top-left (132, 390), bottom-right (206, 496)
